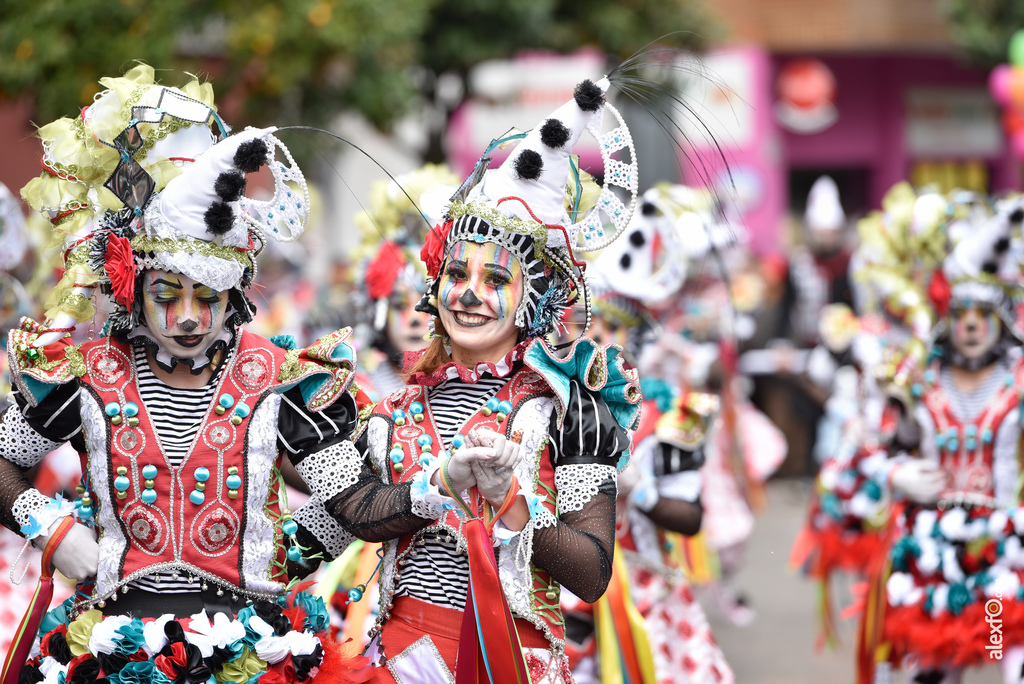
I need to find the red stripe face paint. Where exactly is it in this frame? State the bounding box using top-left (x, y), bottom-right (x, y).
top-left (437, 240), bottom-right (524, 364)
top-left (141, 269), bottom-right (229, 361)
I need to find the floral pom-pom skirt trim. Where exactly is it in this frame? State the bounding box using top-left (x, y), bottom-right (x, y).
top-left (19, 590), bottom-right (370, 684)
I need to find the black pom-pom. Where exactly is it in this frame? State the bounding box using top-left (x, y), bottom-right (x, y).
top-left (574, 79), bottom-right (605, 113)
top-left (514, 150), bottom-right (544, 180)
top-left (641, 201), bottom-right (657, 216)
top-left (204, 202), bottom-right (235, 236)
top-left (214, 171), bottom-right (246, 202)
top-left (619, 253), bottom-right (632, 270)
top-left (982, 260), bottom-right (998, 274)
top-left (539, 119), bottom-right (571, 149)
top-left (995, 236), bottom-right (1011, 254)
top-left (628, 230), bottom-right (646, 247)
top-left (1010, 207), bottom-right (1024, 224)
top-left (233, 138), bottom-right (268, 174)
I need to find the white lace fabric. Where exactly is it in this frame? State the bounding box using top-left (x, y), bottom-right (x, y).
top-left (0, 406), bottom-right (63, 468)
top-left (554, 463), bottom-right (617, 514)
top-left (292, 495), bottom-right (356, 559)
top-left (295, 440), bottom-right (361, 502)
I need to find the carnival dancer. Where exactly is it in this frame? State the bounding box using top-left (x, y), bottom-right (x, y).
top-left (312, 77), bottom-right (644, 684)
top-left (859, 199), bottom-right (1024, 684)
top-left (0, 66), bottom-right (369, 683)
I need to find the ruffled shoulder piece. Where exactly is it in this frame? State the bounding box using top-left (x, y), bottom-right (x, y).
top-left (523, 337), bottom-right (642, 431)
top-left (7, 317), bottom-right (85, 406)
top-left (271, 327), bottom-right (357, 412)
top-left (404, 339), bottom-right (530, 387)
top-left (655, 391), bottom-right (719, 450)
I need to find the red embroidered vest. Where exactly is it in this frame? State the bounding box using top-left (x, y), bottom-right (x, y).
top-left (919, 357), bottom-right (1024, 503)
top-left (78, 331), bottom-right (290, 596)
top-left (370, 368), bottom-right (567, 641)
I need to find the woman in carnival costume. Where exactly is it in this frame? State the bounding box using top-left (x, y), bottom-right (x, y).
top-left (0, 66), bottom-right (369, 683)
top-left (561, 205), bottom-right (736, 684)
top-left (314, 77), bottom-right (645, 684)
top-left (790, 185), bottom-right (980, 649)
top-left (858, 199), bottom-right (1024, 684)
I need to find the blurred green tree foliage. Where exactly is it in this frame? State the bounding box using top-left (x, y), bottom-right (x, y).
top-left (0, 0), bottom-right (717, 160)
top-left (941, 0), bottom-right (1024, 67)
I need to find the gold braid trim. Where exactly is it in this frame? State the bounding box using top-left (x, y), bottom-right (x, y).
top-left (130, 236), bottom-right (253, 269)
top-left (449, 200), bottom-right (550, 250)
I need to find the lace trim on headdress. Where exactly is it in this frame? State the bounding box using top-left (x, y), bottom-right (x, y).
top-left (403, 339), bottom-right (532, 387)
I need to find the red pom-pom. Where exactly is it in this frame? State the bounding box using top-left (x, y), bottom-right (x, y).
top-left (928, 269), bottom-right (951, 319)
top-left (421, 221), bottom-right (452, 279)
top-left (365, 248), bottom-right (406, 300)
top-left (104, 234), bottom-right (137, 307)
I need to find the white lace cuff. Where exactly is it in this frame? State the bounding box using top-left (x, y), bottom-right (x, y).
top-left (0, 405), bottom-right (63, 468)
top-left (294, 441), bottom-right (361, 502)
top-left (409, 458), bottom-right (459, 520)
top-left (292, 496), bottom-right (355, 559)
top-left (14, 490), bottom-right (76, 539)
top-left (555, 463), bottom-right (617, 514)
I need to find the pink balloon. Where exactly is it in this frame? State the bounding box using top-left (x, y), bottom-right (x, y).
top-left (1011, 130), bottom-right (1024, 160)
top-left (991, 64), bottom-right (1013, 106)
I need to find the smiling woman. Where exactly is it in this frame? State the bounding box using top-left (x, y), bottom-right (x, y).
top-left (437, 241), bottom-right (524, 367)
top-left (320, 76), bottom-right (644, 684)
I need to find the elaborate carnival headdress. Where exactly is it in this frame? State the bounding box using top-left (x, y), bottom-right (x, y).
top-left (418, 77), bottom-right (640, 340)
top-left (939, 198), bottom-right (1024, 331)
top-left (21, 65), bottom-right (310, 354)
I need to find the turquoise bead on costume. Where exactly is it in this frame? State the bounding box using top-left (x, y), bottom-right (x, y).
top-left (966, 438), bottom-right (976, 451)
top-left (123, 402), bottom-right (139, 417)
top-left (936, 433), bottom-right (946, 448)
top-left (219, 394), bottom-right (234, 408)
top-left (452, 434), bottom-right (465, 449)
top-left (226, 474), bottom-right (243, 489)
top-left (142, 464), bottom-right (158, 480)
top-left (195, 467), bottom-right (210, 482)
top-left (911, 383), bottom-right (922, 399)
top-left (924, 369), bottom-right (936, 384)
top-left (348, 587), bottom-right (363, 602)
top-left (948, 437), bottom-right (959, 452)
top-left (498, 400), bottom-right (514, 414)
top-left (104, 402), bottom-right (121, 417)
top-left (234, 403), bottom-right (251, 418)
top-left (410, 402), bottom-right (424, 415)
top-left (189, 490), bottom-right (205, 505)
top-left (79, 505), bottom-right (93, 519)
top-left (390, 449), bottom-right (404, 464)
top-left (114, 476), bottom-right (130, 492)
top-left (282, 519), bottom-right (299, 535)
top-left (417, 435), bottom-right (432, 447)
top-left (286, 546), bottom-right (302, 562)
top-left (141, 489), bottom-right (158, 505)
top-left (965, 425), bottom-right (977, 438)
top-left (982, 428), bottom-right (993, 444)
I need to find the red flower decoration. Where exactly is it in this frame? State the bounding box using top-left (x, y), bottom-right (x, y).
top-left (928, 269), bottom-right (951, 319)
top-left (63, 654), bottom-right (92, 683)
top-left (421, 220), bottom-right (452, 279)
top-left (104, 234), bottom-right (137, 307)
top-left (365, 248), bottom-right (405, 300)
top-left (153, 642), bottom-right (188, 680)
top-left (262, 666), bottom-right (291, 684)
